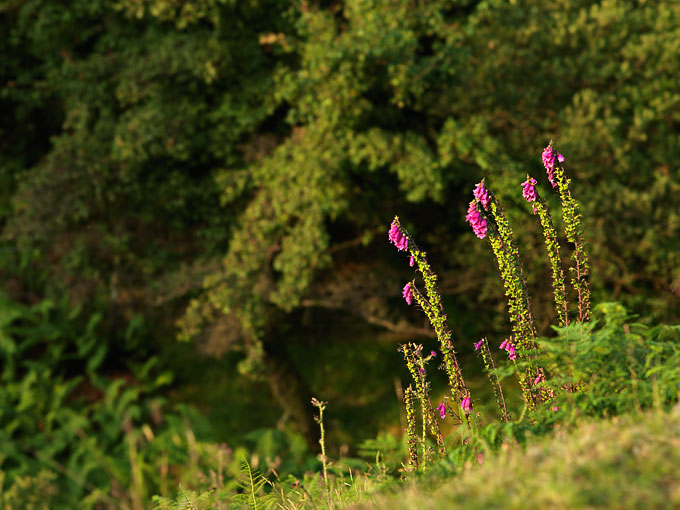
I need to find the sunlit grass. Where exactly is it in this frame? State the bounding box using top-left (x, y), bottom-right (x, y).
top-left (355, 406), bottom-right (680, 510)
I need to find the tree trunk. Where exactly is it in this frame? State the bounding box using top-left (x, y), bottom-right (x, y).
top-left (261, 339), bottom-right (319, 448)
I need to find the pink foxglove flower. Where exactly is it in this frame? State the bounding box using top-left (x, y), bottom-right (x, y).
top-left (436, 401), bottom-right (446, 419)
top-left (473, 181), bottom-right (490, 210)
top-left (431, 350), bottom-right (437, 357)
top-left (388, 222), bottom-right (399, 240)
top-left (521, 176), bottom-right (538, 202)
top-left (388, 221), bottom-right (409, 251)
top-left (460, 397), bottom-right (472, 412)
top-left (419, 367), bottom-right (425, 374)
top-left (533, 373), bottom-right (543, 385)
top-left (465, 201), bottom-right (487, 239)
top-left (474, 339), bottom-right (484, 351)
top-left (409, 255), bottom-right (415, 267)
top-left (500, 339), bottom-right (517, 360)
top-left (402, 282), bottom-right (413, 305)
top-left (541, 146), bottom-right (565, 188)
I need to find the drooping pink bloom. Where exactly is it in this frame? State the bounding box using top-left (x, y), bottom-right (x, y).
top-left (436, 401), bottom-right (446, 419)
top-left (402, 282), bottom-right (413, 305)
top-left (473, 181), bottom-right (490, 210)
top-left (500, 339), bottom-right (517, 360)
top-left (388, 222), bottom-right (399, 240)
top-left (552, 406), bottom-right (559, 412)
top-left (419, 367), bottom-right (425, 374)
top-left (460, 397), bottom-right (472, 412)
top-left (521, 176), bottom-right (538, 202)
top-left (533, 373), bottom-right (543, 385)
top-left (431, 350), bottom-right (437, 357)
top-left (474, 339), bottom-right (484, 351)
top-left (388, 221), bottom-right (409, 251)
top-left (542, 146), bottom-right (565, 188)
top-left (477, 453), bottom-right (484, 465)
top-left (409, 255), bottom-right (415, 267)
top-left (465, 201), bottom-right (487, 239)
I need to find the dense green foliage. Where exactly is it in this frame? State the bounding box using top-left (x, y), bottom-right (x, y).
top-left (0, 293), bottom-right (193, 507)
top-left (1, 0), bottom-right (680, 507)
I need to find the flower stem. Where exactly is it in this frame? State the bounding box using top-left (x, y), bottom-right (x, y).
top-left (476, 338), bottom-right (510, 422)
top-left (399, 343), bottom-right (446, 457)
top-left (311, 398), bottom-right (329, 489)
top-left (404, 386), bottom-right (419, 473)
top-left (546, 141), bottom-right (591, 322)
top-left (532, 194), bottom-right (569, 327)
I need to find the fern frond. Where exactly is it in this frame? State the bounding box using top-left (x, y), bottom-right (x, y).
top-left (232, 457), bottom-right (276, 510)
top-left (151, 485), bottom-right (217, 510)
top-left (178, 486), bottom-right (198, 510)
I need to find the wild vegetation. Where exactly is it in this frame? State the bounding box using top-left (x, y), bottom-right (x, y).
top-left (1, 0), bottom-right (679, 508)
top-left (152, 143), bottom-right (680, 507)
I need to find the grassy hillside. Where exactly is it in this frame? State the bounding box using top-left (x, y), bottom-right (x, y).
top-left (356, 407), bottom-right (680, 509)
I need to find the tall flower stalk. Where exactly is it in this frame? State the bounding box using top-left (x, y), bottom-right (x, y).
top-left (389, 217), bottom-right (473, 426)
top-left (468, 181), bottom-right (537, 352)
top-left (474, 338), bottom-right (510, 422)
top-left (399, 344), bottom-right (446, 458)
top-left (522, 176), bottom-right (569, 327)
top-left (542, 142), bottom-right (591, 322)
top-left (466, 181), bottom-right (542, 408)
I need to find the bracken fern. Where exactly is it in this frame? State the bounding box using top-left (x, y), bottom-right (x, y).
top-left (231, 458), bottom-right (276, 510)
